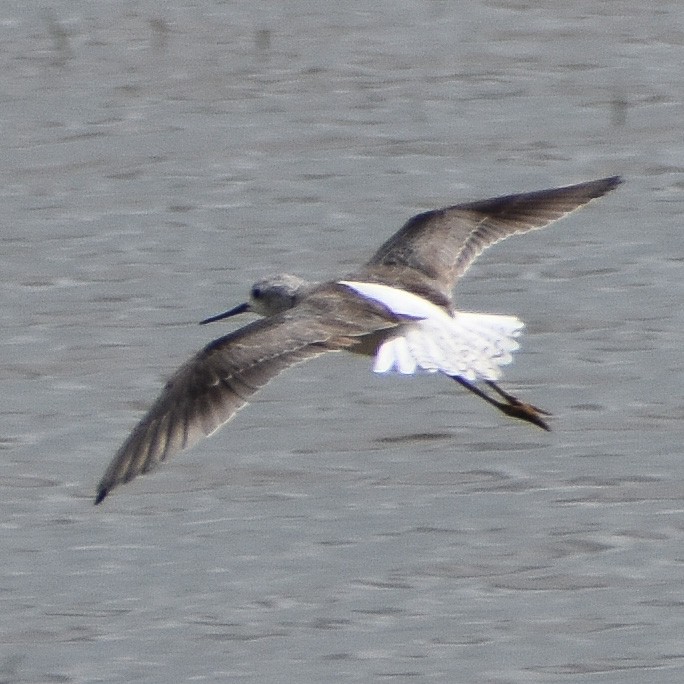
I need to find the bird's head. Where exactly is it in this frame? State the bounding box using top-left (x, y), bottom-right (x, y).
top-left (200, 273), bottom-right (312, 324)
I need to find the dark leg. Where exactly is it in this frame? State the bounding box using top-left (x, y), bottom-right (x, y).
top-left (450, 376), bottom-right (551, 431)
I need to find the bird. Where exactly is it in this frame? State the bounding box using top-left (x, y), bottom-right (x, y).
top-left (95, 175), bottom-right (622, 504)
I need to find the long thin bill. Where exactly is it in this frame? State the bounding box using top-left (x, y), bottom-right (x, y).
top-left (199, 302), bottom-right (251, 325)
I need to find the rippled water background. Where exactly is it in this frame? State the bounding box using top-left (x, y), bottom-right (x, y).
top-left (1, 1), bottom-right (683, 682)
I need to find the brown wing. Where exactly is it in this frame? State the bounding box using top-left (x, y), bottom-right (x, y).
top-left (365, 176), bottom-right (622, 297)
top-left (95, 286), bottom-right (399, 504)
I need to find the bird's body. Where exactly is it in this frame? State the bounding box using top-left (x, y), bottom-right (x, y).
top-left (95, 176), bottom-right (622, 504)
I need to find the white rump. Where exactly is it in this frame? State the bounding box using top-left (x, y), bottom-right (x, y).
top-left (339, 280), bottom-right (524, 382)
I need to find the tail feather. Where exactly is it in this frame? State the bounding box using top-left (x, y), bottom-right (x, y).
top-left (373, 312), bottom-right (524, 381)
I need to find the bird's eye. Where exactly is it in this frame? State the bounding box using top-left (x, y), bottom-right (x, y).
top-left (251, 286), bottom-right (262, 299)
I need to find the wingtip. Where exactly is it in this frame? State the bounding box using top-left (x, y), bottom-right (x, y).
top-left (601, 175), bottom-right (623, 190)
top-left (565, 175), bottom-right (622, 199)
top-left (561, 175), bottom-right (623, 206)
top-left (94, 488), bottom-right (108, 505)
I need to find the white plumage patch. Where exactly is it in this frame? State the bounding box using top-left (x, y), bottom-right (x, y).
top-left (339, 280), bottom-right (524, 382)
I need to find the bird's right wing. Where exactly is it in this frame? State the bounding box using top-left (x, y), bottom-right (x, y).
top-left (365, 176), bottom-right (622, 297)
top-left (95, 286), bottom-right (399, 503)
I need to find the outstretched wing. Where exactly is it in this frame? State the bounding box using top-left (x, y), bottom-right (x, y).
top-left (95, 286), bottom-right (399, 504)
top-left (365, 176), bottom-right (622, 296)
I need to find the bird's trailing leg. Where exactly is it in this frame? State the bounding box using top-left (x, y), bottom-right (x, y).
top-left (450, 376), bottom-right (551, 431)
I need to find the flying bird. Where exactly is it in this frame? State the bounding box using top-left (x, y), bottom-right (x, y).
top-left (95, 175), bottom-right (622, 504)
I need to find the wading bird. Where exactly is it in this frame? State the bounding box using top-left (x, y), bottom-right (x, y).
top-left (95, 176), bottom-right (621, 504)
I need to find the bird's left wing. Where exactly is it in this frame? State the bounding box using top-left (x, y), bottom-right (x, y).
top-left (95, 286), bottom-right (398, 503)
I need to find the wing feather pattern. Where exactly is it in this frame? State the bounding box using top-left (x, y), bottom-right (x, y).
top-left (366, 176), bottom-right (622, 296)
top-left (95, 287), bottom-right (399, 503)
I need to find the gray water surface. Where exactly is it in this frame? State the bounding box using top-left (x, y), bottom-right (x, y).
top-left (1, 2), bottom-right (683, 682)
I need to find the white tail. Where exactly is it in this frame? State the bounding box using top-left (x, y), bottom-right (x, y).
top-left (339, 280), bottom-right (524, 382)
top-left (373, 312), bottom-right (523, 381)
